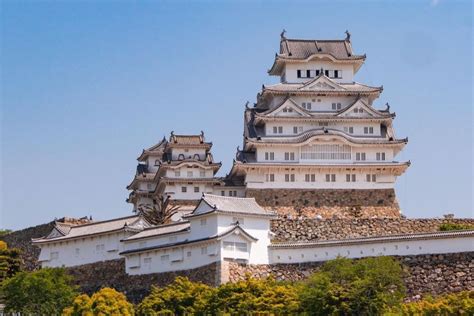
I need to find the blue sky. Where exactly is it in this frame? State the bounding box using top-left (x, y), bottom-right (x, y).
top-left (1, 0), bottom-right (472, 230)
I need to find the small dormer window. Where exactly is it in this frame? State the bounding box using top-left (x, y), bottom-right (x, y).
top-left (178, 154), bottom-right (185, 160)
top-left (193, 154), bottom-right (200, 160)
top-left (154, 159), bottom-right (160, 166)
top-left (297, 70), bottom-right (302, 78)
top-left (332, 103), bottom-right (342, 110)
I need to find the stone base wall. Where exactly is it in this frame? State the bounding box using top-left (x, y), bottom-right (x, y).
top-left (271, 218), bottom-right (474, 242)
top-left (246, 189), bottom-right (400, 218)
top-left (225, 252), bottom-right (474, 301)
top-left (67, 259), bottom-right (220, 304)
top-left (0, 222), bottom-right (55, 271)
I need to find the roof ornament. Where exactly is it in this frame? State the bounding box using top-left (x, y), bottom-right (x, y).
top-left (200, 130), bottom-right (204, 137)
top-left (385, 102), bottom-right (390, 112)
top-left (280, 29), bottom-right (287, 40)
top-left (320, 67), bottom-right (324, 76)
top-left (345, 30), bottom-right (351, 42)
top-left (262, 84), bottom-right (265, 91)
top-left (245, 101), bottom-right (250, 109)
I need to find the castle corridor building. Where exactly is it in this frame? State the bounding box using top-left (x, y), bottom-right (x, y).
top-left (229, 31), bottom-right (410, 217)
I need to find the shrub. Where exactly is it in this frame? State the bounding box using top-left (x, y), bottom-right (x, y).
top-left (298, 256), bottom-right (405, 315)
top-left (137, 276), bottom-right (214, 316)
top-left (206, 275), bottom-right (301, 315)
top-left (439, 223), bottom-right (474, 231)
top-left (0, 241), bottom-right (21, 283)
top-left (387, 291), bottom-right (474, 315)
top-left (1, 267), bottom-right (78, 314)
top-left (63, 287), bottom-right (134, 316)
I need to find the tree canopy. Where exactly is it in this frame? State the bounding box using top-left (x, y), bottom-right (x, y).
top-left (63, 287), bottom-right (134, 316)
top-left (1, 267), bottom-right (78, 314)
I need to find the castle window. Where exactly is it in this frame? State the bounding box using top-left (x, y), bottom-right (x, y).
top-left (325, 174), bottom-right (336, 182)
top-left (376, 152), bottom-right (386, 161)
top-left (233, 190), bottom-right (237, 196)
top-left (319, 122), bottom-right (329, 127)
top-left (266, 174), bottom-right (275, 182)
top-left (344, 126), bottom-right (354, 134)
top-left (284, 174), bottom-right (295, 182)
top-left (364, 127), bottom-right (374, 134)
top-left (346, 174), bottom-right (356, 182)
top-left (178, 154), bottom-right (185, 160)
top-left (95, 244), bottom-right (105, 252)
top-left (355, 153), bottom-right (366, 161)
top-left (144, 257), bottom-right (152, 265)
top-left (193, 154), bottom-right (200, 160)
top-left (229, 191), bottom-right (233, 196)
top-left (194, 187), bottom-right (200, 193)
top-left (221, 191), bottom-right (225, 196)
top-left (278, 126), bottom-right (283, 133)
top-left (75, 248), bottom-right (80, 256)
top-left (305, 174), bottom-right (316, 182)
top-left (264, 152), bottom-right (275, 161)
top-left (306, 70), bottom-right (311, 78)
top-left (366, 174), bottom-right (377, 182)
top-left (273, 126), bottom-right (277, 133)
top-left (154, 159), bottom-right (160, 166)
top-left (325, 70), bottom-right (329, 77)
top-left (187, 251), bottom-right (192, 257)
top-left (201, 247), bottom-right (208, 255)
top-left (334, 70), bottom-right (340, 78)
top-left (175, 171), bottom-right (181, 177)
top-left (331, 103), bottom-right (342, 110)
top-left (161, 255), bottom-right (169, 262)
top-left (301, 144), bottom-right (351, 160)
top-left (293, 126), bottom-right (298, 134)
top-left (200, 218), bottom-right (207, 226)
top-left (200, 171), bottom-right (206, 177)
top-left (51, 252), bottom-right (59, 260)
top-left (284, 152), bottom-right (295, 161)
top-left (297, 70), bottom-right (302, 78)
top-left (181, 186), bottom-right (187, 193)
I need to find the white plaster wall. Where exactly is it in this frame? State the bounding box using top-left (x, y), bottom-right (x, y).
top-left (217, 214), bottom-right (272, 264)
top-left (38, 231), bottom-right (130, 268)
top-left (164, 183), bottom-right (214, 200)
top-left (165, 166), bottom-right (214, 178)
top-left (245, 168), bottom-right (396, 190)
top-left (212, 187), bottom-right (246, 197)
top-left (255, 145), bottom-right (394, 163)
top-left (264, 121), bottom-right (382, 137)
top-left (125, 240), bottom-right (220, 275)
top-left (284, 61), bottom-right (354, 83)
top-left (270, 236), bottom-right (474, 264)
top-left (171, 148), bottom-right (206, 160)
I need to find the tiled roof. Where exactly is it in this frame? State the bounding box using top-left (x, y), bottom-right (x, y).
top-left (263, 82), bottom-right (381, 94)
top-left (170, 132), bottom-right (209, 146)
top-left (279, 39), bottom-right (365, 61)
top-left (246, 128), bottom-right (408, 146)
top-left (120, 224), bottom-right (257, 255)
top-left (33, 215), bottom-right (150, 243)
top-left (270, 230), bottom-right (474, 248)
top-left (122, 221), bottom-right (191, 242)
top-left (196, 194), bottom-right (275, 216)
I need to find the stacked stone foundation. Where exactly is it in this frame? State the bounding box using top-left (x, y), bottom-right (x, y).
top-left (246, 188), bottom-right (401, 218)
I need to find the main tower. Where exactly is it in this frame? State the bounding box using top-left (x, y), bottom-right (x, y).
top-left (229, 31), bottom-right (410, 218)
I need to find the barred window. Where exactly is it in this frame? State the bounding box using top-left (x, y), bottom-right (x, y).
top-left (301, 144), bottom-right (351, 160)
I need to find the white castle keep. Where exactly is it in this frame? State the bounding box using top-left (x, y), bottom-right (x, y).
top-left (32, 32), bottom-right (473, 277)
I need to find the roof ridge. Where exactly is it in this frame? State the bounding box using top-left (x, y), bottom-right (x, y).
top-left (203, 193), bottom-right (257, 201)
top-left (141, 220), bottom-right (190, 231)
top-left (67, 215), bottom-right (139, 229)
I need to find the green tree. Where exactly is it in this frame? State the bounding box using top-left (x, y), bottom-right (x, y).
top-left (206, 275), bottom-right (301, 315)
top-left (0, 229), bottom-right (12, 236)
top-left (1, 267), bottom-right (78, 314)
top-left (137, 276), bottom-right (214, 316)
top-left (439, 223), bottom-right (474, 231)
top-left (387, 291), bottom-right (474, 316)
top-left (298, 256), bottom-right (405, 315)
top-left (63, 287), bottom-right (134, 316)
top-left (0, 241), bottom-right (22, 283)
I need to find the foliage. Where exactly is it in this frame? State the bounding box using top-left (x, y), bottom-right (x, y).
top-left (207, 275), bottom-right (301, 315)
top-left (439, 223), bottom-right (474, 231)
top-left (138, 195), bottom-right (180, 225)
top-left (386, 291), bottom-right (474, 316)
top-left (0, 241), bottom-right (22, 283)
top-left (0, 229), bottom-right (12, 236)
top-left (63, 287), bottom-right (134, 316)
top-left (1, 267), bottom-right (78, 314)
top-left (298, 256), bottom-right (405, 315)
top-left (137, 276), bottom-right (214, 316)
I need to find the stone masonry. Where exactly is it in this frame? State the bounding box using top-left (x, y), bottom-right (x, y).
top-left (225, 252), bottom-right (474, 301)
top-left (246, 188), bottom-right (400, 218)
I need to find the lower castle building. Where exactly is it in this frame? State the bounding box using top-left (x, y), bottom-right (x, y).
top-left (33, 194), bottom-right (474, 277)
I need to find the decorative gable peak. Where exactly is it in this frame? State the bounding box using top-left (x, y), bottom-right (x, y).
top-left (298, 75), bottom-right (346, 91)
top-left (337, 98), bottom-right (391, 118)
top-left (260, 97), bottom-right (311, 118)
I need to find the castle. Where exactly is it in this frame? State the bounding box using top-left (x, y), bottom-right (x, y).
top-left (31, 32), bottom-right (473, 281)
top-left (126, 30), bottom-right (409, 219)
